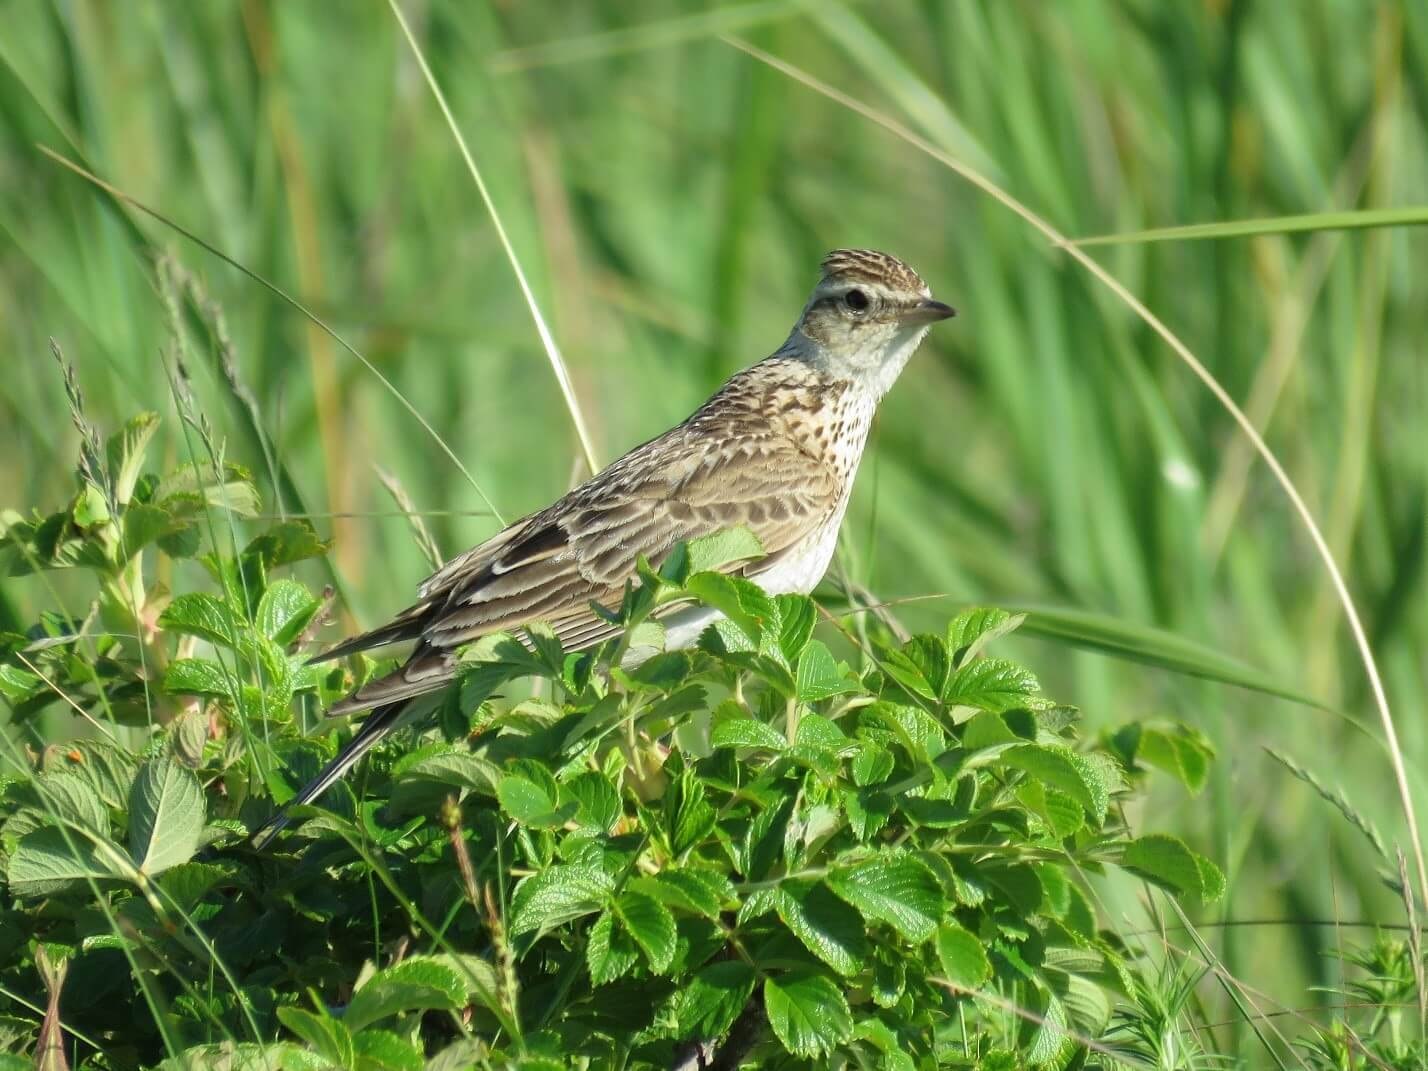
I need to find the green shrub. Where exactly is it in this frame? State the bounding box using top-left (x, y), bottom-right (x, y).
top-left (2, 409), bottom-right (1235, 1069)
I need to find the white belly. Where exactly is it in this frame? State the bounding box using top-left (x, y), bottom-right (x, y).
top-left (654, 497), bottom-right (851, 655)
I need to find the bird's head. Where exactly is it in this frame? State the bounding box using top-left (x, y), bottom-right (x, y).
top-left (786, 248), bottom-right (955, 397)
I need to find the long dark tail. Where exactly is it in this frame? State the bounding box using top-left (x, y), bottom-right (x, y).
top-left (249, 700), bottom-right (411, 849)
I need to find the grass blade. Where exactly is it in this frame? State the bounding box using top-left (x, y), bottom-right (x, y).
top-left (1015, 605), bottom-right (1329, 712)
top-left (1066, 206), bottom-right (1428, 247)
top-left (389, 0), bottom-right (600, 479)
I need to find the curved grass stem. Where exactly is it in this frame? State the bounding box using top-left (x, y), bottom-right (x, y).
top-left (720, 34), bottom-right (1428, 923)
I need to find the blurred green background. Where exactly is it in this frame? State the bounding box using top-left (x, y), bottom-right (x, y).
top-left (2, 0), bottom-right (1425, 1049)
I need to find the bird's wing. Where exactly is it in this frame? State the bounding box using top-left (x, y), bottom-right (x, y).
top-left (322, 377), bottom-right (848, 713)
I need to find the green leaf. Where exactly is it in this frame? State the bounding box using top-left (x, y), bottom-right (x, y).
top-left (851, 743), bottom-right (894, 787)
top-left (1025, 989), bottom-right (1071, 1065)
top-left (827, 855), bottom-right (944, 943)
top-left (710, 716), bottom-right (786, 751)
top-left (764, 969), bottom-right (853, 1058)
top-left (162, 658), bottom-right (234, 699)
top-left (852, 1018), bottom-right (916, 1071)
top-left (775, 594), bottom-right (817, 663)
top-left (256, 579), bottom-right (320, 645)
top-left (277, 1008), bottom-right (353, 1067)
top-left (157, 593), bottom-right (242, 648)
top-left (1121, 834), bottom-right (1226, 902)
top-left (1116, 722), bottom-right (1214, 796)
top-left (104, 412), bottom-right (160, 504)
top-left (353, 1029), bottom-right (423, 1071)
top-left (509, 865), bottom-right (614, 937)
top-left (35, 770), bottom-right (110, 835)
top-left (586, 910), bottom-right (639, 984)
top-left (242, 519), bottom-right (331, 570)
top-left (935, 922), bottom-right (991, 989)
top-left (631, 867), bottom-right (733, 918)
top-left (673, 960), bottom-right (756, 1039)
top-left (128, 754), bottom-right (205, 876)
top-left (943, 657), bottom-right (1039, 712)
top-left (5, 826), bottom-right (131, 898)
top-left (680, 526), bottom-right (765, 577)
top-left (498, 772), bottom-right (575, 828)
top-left (344, 956), bottom-right (467, 1032)
top-left (776, 882), bottom-right (868, 976)
top-left (669, 771), bottom-right (717, 856)
top-left (796, 640), bottom-right (857, 701)
top-left (1000, 744), bottom-right (1108, 825)
top-left (560, 771), bottom-right (621, 833)
top-left (72, 483), bottom-right (110, 528)
top-left (684, 571), bottom-right (778, 643)
top-left (613, 889), bottom-right (676, 972)
top-left (946, 607), bottom-right (1024, 665)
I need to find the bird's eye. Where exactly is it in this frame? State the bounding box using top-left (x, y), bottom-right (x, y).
top-left (844, 288), bottom-right (869, 312)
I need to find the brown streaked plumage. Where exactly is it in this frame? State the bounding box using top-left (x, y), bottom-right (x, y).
top-left (251, 249), bottom-right (954, 847)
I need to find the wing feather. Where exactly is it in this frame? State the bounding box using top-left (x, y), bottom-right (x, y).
top-left (317, 361), bottom-right (852, 712)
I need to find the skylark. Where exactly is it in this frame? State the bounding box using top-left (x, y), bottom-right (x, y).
top-left (252, 248), bottom-right (953, 846)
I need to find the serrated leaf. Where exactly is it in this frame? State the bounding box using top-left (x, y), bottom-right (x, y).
top-left (936, 922), bottom-right (991, 989)
top-left (827, 855), bottom-right (944, 943)
top-left (1121, 834), bottom-right (1225, 901)
top-left (586, 910), bottom-right (639, 984)
top-left (277, 1008), bottom-right (352, 1066)
top-left (158, 593), bottom-right (242, 647)
top-left (852, 1018), bottom-right (916, 1071)
top-left (1120, 722), bottom-right (1214, 796)
top-left (776, 882), bottom-right (868, 976)
top-left (796, 640), bottom-right (856, 701)
top-left (129, 754), bottom-right (205, 876)
top-left (497, 774), bottom-right (574, 828)
top-left (669, 771), bottom-right (717, 856)
top-left (352, 1029), bottom-right (423, 1071)
top-left (162, 658), bottom-right (235, 699)
top-left (775, 595), bottom-right (817, 663)
top-left (1025, 989), bottom-right (1071, 1066)
top-left (344, 956), bottom-right (467, 1032)
top-left (631, 868), bottom-right (733, 918)
top-left (682, 526), bottom-right (765, 577)
top-left (851, 743), bottom-right (894, 787)
top-left (673, 960), bottom-right (756, 1039)
top-left (1001, 744), bottom-right (1108, 824)
top-left (946, 607), bottom-right (1024, 665)
top-left (104, 412), bottom-right (160, 504)
top-left (613, 889), bottom-right (676, 972)
top-left (710, 717), bottom-right (786, 751)
top-left (793, 713), bottom-right (849, 751)
top-left (242, 520), bottom-right (330, 569)
top-left (764, 969), bottom-right (852, 1058)
top-left (560, 771), bottom-right (621, 833)
top-left (35, 770), bottom-right (109, 835)
top-left (684, 572), bottom-right (777, 644)
top-left (944, 657), bottom-right (1039, 712)
top-left (5, 826), bottom-right (132, 897)
top-left (509, 865), bottom-right (614, 936)
top-left (256, 580), bottom-right (320, 645)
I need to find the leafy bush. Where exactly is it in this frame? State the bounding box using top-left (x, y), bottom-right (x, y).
top-left (1, 408), bottom-right (1239, 1069)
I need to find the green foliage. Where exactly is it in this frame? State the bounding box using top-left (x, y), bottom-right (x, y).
top-left (0, 417), bottom-right (1243, 1068)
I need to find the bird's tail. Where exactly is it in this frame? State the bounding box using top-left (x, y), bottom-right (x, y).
top-left (249, 700), bottom-right (412, 849)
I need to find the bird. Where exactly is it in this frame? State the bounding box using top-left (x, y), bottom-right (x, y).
top-left (250, 248), bottom-right (954, 847)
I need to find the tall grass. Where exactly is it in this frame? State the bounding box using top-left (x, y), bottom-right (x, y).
top-left (2, 0), bottom-right (1426, 1060)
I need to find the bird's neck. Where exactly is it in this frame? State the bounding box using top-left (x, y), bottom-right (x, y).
top-left (776, 325), bottom-right (929, 401)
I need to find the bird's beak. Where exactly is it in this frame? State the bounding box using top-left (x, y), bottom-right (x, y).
top-left (900, 298), bottom-right (957, 325)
